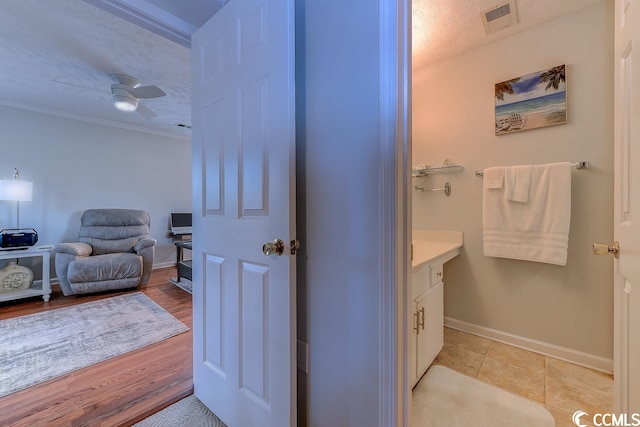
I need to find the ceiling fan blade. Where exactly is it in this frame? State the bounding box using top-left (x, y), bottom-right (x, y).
top-left (131, 85), bottom-right (166, 99)
top-left (136, 103), bottom-right (157, 119)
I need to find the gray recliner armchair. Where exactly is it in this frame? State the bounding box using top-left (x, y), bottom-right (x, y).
top-left (54, 209), bottom-right (156, 296)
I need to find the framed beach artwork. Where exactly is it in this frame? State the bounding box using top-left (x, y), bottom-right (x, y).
top-left (495, 64), bottom-right (567, 135)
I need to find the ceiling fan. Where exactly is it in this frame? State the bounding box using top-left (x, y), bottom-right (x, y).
top-left (110, 73), bottom-right (166, 113)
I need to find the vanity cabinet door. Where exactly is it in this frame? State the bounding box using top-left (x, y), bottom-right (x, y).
top-left (415, 281), bottom-right (444, 380)
top-left (409, 301), bottom-right (418, 386)
top-left (410, 265), bottom-right (429, 387)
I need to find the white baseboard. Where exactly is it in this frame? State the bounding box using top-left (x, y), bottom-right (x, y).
top-left (444, 317), bottom-right (613, 374)
top-left (153, 261), bottom-right (176, 269)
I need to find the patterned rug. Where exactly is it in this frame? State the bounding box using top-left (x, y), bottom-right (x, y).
top-left (0, 292), bottom-right (188, 398)
top-left (412, 365), bottom-right (555, 426)
top-left (134, 395), bottom-right (226, 427)
top-left (168, 277), bottom-right (192, 294)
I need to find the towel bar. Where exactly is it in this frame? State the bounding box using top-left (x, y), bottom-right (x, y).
top-left (414, 182), bottom-right (452, 196)
top-left (475, 161), bottom-right (589, 177)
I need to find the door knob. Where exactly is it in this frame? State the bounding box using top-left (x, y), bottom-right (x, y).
top-left (263, 239), bottom-right (284, 256)
top-left (592, 241), bottom-right (620, 259)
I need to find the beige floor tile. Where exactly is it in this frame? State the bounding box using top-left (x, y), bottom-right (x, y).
top-left (434, 328), bottom-right (613, 427)
top-left (477, 356), bottom-right (545, 403)
top-left (432, 343), bottom-right (485, 377)
top-left (547, 376), bottom-right (613, 416)
top-left (443, 327), bottom-right (492, 356)
top-left (486, 341), bottom-right (545, 374)
top-left (547, 358), bottom-right (613, 395)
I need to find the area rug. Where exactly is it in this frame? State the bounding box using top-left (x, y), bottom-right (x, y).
top-left (412, 365), bottom-right (555, 426)
top-left (168, 277), bottom-right (192, 294)
top-left (134, 395), bottom-right (226, 427)
top-left (0, 292), bottom-right (188, 398)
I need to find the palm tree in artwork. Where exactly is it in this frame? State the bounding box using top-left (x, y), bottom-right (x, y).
top-left (539, 65), bottom-right (566, 91)
top-left (495, 78), bottom-right (520, 100)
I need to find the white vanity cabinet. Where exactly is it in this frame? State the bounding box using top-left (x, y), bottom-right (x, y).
top-left (416, 273), bottom-right (444, 381)
top-left (410, 261), bottom-right (445, 386)
top-left (410, 231), bottom-right (463, 388)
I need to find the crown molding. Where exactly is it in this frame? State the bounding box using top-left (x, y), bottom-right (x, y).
top-left (0, 100), bottom-right (191, 142)
top-left (83, 0), bottom-right (198, 48)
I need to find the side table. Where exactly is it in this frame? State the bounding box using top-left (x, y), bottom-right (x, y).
top-left (0, 245), bottom-right (53, 303)
top-left (175, 240), bottom-right (192, 282)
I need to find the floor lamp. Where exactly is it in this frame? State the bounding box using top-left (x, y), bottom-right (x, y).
top-left (0, 168), bottom-right (33, 230)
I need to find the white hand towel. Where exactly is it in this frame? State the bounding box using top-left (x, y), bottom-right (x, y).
top-left (504, 165), bottom-right (533, 203)
top-left (483, 167), bottom-right (504, 189)
top-left (483, 162), bottom-right (571, 265)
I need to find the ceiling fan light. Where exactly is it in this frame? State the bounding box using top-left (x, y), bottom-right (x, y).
top-left (113, 94), bottom-right (138, 112)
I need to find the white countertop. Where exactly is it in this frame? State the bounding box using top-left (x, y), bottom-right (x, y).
top-left (412, 230), bottom-right (463, 270)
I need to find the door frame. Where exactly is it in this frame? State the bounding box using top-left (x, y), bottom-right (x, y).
top-left (381, 0), bottom-right (411, 426)
top-left (613, 0), bottom-right (638, 413)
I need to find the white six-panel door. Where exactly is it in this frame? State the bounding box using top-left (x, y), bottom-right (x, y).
top-left (191, 0), bottom-right (296, 426)
top-left (613, 0), bottom-right (640, 415)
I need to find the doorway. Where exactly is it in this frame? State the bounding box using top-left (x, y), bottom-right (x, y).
top-left (409, 1), bottom-right (616, 425)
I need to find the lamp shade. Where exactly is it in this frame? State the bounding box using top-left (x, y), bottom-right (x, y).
top-left (0, 179), bottom-right (33, 202)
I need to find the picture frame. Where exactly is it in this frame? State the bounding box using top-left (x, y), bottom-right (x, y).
top-left (495, 64), bottom-right (567, 135)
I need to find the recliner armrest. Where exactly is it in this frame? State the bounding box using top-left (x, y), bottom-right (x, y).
top-left (55, 242), bottom-right (92, 257)
top-left (134, 237), bottom-right (157, 252)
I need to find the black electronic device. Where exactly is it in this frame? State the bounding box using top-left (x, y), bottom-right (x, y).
top-left (170, 213), bottom-right (192, 235)
top-left (0, 228), bottom-right (38, 249)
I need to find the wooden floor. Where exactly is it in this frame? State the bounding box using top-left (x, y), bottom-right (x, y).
top-left (0, 267), bottom-right (193, 427)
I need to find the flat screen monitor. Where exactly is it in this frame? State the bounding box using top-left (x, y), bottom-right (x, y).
top-left (170, 213), bottom-right (192, 235)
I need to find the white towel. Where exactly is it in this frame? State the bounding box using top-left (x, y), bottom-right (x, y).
top-left (483, 167), bottom-right (504, 189)
top-left (483, 162), bottom-right (571, 266)
top-left (504, 165), bottom-right (532, 203)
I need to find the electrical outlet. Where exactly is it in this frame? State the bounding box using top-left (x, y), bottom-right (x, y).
top-left (297, 339), bottom-right (308, 373)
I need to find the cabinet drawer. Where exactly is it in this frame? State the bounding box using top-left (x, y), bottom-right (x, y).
top-left (412, 266), bottom-right (430, 299)
top-left (430, 263), bottom-right (443, 286)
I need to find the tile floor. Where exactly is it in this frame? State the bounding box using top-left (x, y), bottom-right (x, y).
top-left (423, 327), bottom-right (614, 427)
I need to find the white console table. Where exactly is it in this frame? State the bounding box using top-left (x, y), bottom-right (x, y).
top-left (0, 246), bottom-right (53, 303)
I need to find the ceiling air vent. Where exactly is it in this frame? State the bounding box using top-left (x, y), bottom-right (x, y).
top-left (482, 1), bottom-right (517, 34)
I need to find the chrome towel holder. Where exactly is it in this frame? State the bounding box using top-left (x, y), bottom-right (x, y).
top-left (475, 161), bottom-right (589, 177)
top-left (414, 182), bottom-right (452, 196)
top-left (412, 159), bottom-right (464, 178)
top-left (412, 159), bottom-right (461, 196)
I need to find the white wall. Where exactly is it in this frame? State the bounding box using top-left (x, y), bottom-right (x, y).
top-left (412, 2), bottom-right (614, 361)
top-left (298, 0), bottom-right (402, 425)
top-left (0, 105), bottom-right (191, 273)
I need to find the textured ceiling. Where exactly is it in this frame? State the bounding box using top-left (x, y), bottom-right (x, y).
top-left (413, 0), bottom-right (604, 68)
top-left (0, 0), bottom-right (604, 141)
top-left (0, 0), bottom-right (193, 140)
